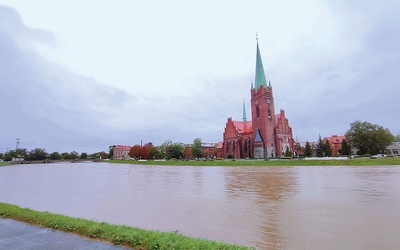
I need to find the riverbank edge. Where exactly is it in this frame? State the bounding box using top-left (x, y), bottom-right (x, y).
top-left (108, 157), bottom-right (400, 167)
top-left (0, 203), bottom-right (250, 250)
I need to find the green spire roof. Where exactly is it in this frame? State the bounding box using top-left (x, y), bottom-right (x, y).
top-left (243, 99), bottom-right (247, 123)
top-left (254, 41), bottom-right (268, 90)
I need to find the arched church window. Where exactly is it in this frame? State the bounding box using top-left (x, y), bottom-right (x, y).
top-left (256, 106), bottom-right (260, 118)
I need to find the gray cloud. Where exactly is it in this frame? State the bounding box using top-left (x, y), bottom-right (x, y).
top-left (270, 1), bottom-right (400, 141)
top-left (1, 2), bottom-right (399, 154)
top-left (0, 6), bottom-right (242, 153)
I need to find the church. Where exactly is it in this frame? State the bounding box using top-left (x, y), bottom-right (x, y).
top-left (217, 40), bottom-right (295, 159)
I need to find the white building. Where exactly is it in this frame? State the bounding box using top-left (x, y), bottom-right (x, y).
top-left (386, 142), bottom-right (400, 157)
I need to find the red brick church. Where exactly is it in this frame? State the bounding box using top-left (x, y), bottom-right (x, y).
top-left (217, 40), bottom-right (295, 159)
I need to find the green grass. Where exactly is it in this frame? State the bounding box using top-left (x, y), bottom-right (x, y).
top-left (0, 202), bottom-right (250, 250)
top-left (108, 157), bottom-right (400, 167)
top-left (0, 162), bottom-right (9, 167)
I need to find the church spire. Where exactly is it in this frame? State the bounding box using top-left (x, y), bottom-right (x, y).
top-left (243, 98), bottom-right (247, 123)
top-left (254, 39), bottom-right (268, 90)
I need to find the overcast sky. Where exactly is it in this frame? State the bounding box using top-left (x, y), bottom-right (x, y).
top-left (0, 0), bottom-right (399, 154)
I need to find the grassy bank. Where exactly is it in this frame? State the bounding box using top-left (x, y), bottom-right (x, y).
top-left (0, 162), bottom-right (9, 167)
top-left (0, 203), bottom-right (250, 250)
top-left (109, 157), bottom-right (400, 167)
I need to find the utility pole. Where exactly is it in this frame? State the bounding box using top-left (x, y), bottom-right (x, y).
top-left (16, 138), bottom-right (20, 150)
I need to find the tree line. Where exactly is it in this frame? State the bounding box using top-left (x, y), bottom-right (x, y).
top-left (301, 121), bottom-right (397, 157)
top-left (0, 148), bottom-right (108, 162)
top-left (2, 121), bottom-right (397, 161)
top-left (110, 138), bottom-right (208, 160)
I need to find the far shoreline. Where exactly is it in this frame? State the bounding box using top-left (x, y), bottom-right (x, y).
top-left (107, 157), bottom-right (400, 167)
top-left (2, 157), bottom-right (399, 167)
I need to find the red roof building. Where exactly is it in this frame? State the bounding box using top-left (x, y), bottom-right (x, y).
top-left (113, 145), bottom-right (131, 159)
top-left (323, 135), bottom-right (346, 156)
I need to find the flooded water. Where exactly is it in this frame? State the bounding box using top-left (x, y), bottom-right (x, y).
top-left (1, 163), bottom-right (400, 249)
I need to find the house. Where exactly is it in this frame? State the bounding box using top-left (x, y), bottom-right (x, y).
top-left (323, 135), bottom-right (346, 156)
top-left (185, 143), bottom-right (217, 159)
top-left (386, 142), bottom-right (400, 157)
top-left (113, 145), bottom-right (131, 159)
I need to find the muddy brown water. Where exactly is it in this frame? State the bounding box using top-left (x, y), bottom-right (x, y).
top-left (1, 163), bottom-right (399, 249)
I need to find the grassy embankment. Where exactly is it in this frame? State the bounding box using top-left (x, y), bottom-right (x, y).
top-left (0, 203), bottom-right (250, 250)
top-left (2, 158), bottom-right (399, 167)
top-left (0, 162), bottom-right (9, 167)
top-left (109, 157), bottom-right (400, 167)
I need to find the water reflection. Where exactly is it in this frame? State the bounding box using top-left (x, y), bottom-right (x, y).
top-left (224, 167), bottom-right (296, 249)
top-left (1, 164), bottom-right (400, 249)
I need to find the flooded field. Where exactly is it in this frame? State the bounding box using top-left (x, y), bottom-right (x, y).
top-left (1, 163), bottom-right (399, 249)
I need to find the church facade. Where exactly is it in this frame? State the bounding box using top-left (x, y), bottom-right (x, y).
top-left (217, 41), bottom-right (295, 159)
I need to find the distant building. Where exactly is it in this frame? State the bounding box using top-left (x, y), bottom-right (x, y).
top-left (113, 145), bottom-right (131, 159)
top-left (218, 39), bottom-right (296, 159)
top-left (202, 143), bottom-right (217, 158)
top-left (185, 143), bottom-right (217, 159)
top-left (323, 135), bottom-right (346, 156)
top-left (386, 142), bottom-right (400, 157)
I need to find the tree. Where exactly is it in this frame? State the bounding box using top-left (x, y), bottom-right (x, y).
top-left (323, 140), bottom-right (332, 157)
top-left (159, 140), bottom-right (172, 159)
top-left (80, 152), bottom-right (88, 159)
top-left (142, 143), bottom-right (158, 159)
top-left (340, 139), bottom-right (351, 155)
top-left (315, 135), bottom-right (324, 157)
top-left (3, 150), bottom-right (14, 161)
top-left (28, 148), bottom-right (48, 161)
top-left (303, 141), bottom-right (313, 157)
top-left (345, 121), bottom-right (394, 155)
top-left (394, 134), bottom-right (400, 142)
top-left (167, 143), bottom-right (185, 159)
top-left (284, 146), bottom-right (292, 157)
top-left (129, 145), bottom-right (142, 159)
top-left (15, 148), bottom-right (28, 159)
top-left (61, 152), bottom-right (70, 159)
top-left (108, 145), bottom-right (116, 159)
top-left (90, 151), bottom-right (107, 159)
top-left (4, 148), bottom-right (28, 161)
top-left (155, 145), bottom-right (166, 159)
top-left (50, 151), bottom-right (61, 160)
top-left (191, 138), bottom-right (204, 159)
top-left (99, 151), bottom-right (108, 159)
top-left (142, 142), bottom-right (155, 159)
top-left (69, 151), bottom-right (79, 160)
top-left (147, 145), bottom-right (158, 159)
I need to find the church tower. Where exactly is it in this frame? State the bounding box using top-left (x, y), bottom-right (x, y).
top-left (250, 39), bottom-right (276, 158)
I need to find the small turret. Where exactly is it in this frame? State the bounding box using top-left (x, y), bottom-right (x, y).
top-left (243, 99), bottom-right (247, 123)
